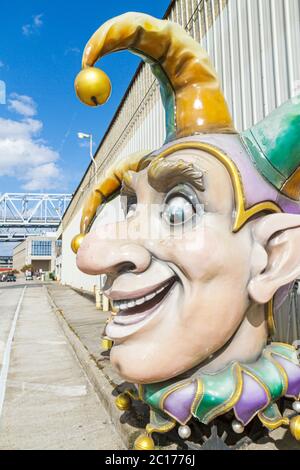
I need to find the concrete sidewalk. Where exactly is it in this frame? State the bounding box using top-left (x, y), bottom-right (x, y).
top-left (0, 285), bottom-right (124, 450)
top-left (46, 283), bottom-right (299, 451)
top-left (0, 287), bottom-right (24, 366)
top-left (46, 283), bottom-right (150, 449)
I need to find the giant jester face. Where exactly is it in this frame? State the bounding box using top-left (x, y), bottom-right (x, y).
top-left (76, 144), bottom-right (264, 383)
top-left (72, 10), bottom-right (300, 384)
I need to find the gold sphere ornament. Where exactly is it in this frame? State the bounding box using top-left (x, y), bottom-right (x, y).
top-left (75, 67), bottom-right (111, 107)
top-left (290, 415), bottom-right (300, 441)
top-left (134, 433), bottom-right (155, 451)
top-left (101, 336), bottom-right (113, 350)
top-left (71, 233), bottom-right (85, 254)
top-left (115, 393), bottom-right (132, 411)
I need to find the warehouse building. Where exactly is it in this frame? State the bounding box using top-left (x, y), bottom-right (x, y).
top-left (57, 0), bottom-right (300, 295)
top-left (13, 235), bottom-right (57, 274)
top-left (0, 255), bottom-right (13, 272)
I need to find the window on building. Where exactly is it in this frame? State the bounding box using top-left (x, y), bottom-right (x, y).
top-left (31, 240), bottom-right (52, 256)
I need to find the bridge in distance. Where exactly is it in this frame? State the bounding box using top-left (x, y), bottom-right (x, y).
top-left (0, 193), bottom-right (72, 242)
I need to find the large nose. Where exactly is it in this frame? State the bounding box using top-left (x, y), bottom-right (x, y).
top-left (76, 224), bottom-right (152, 275)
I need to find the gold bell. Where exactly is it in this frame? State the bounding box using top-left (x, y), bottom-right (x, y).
top-left (71, 233), bottom-right (85, 254)
top-left (115, 393), bottom-right (132, 411)
top-left (134, 433), bottom-right (155, 451)
top-left (289, 415), bottom-right (300, 441)
top-left (75, 67), bottom-right (111, 107)
top-left (101, 336), bottom-right (113, 350)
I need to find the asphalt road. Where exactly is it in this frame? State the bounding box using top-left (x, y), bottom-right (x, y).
top-left (0, 283), bottom-right (124, 450)
top-left (0, 277), bottom-right (46, 289)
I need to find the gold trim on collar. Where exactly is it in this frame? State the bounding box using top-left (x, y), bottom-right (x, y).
top-left (258, 410), bottom-right (289, 431)
top-left (201, 363), bottom-right (243, 424)
top-left (267, 299), bottom-right (276, 338)
top-left (146, 418), bottom-right (176, 435)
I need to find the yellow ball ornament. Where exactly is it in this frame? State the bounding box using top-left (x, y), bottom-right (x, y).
top-left (290, 415), bottom-right (300, 441)
top-left (115, 393), bottom-right (132, 411)
top-left (134, 433), bottom-right (155, 451)
top-left (75, 67), bottom-right (111, 107)
top-left (71, 233), bottom-right (85, 254)
top-left (101, 336), bottom-right (113, 350)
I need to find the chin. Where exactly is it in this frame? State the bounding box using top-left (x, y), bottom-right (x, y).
top-left (110, 346), bottom-right (176, 384)
top-left (111, 344), bottom-right (202, 384)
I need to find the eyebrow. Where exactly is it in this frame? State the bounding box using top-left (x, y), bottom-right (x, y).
top-left (147, 158), bottom-right (205, 193)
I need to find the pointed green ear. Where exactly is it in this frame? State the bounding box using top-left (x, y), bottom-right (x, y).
top-left (241, 96), bottom-right (300, 201)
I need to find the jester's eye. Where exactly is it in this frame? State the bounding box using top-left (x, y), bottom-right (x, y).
top-left (161, 184), bottom-right (203, 226)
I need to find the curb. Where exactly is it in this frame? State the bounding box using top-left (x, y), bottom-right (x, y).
top-left (45, 286), bottom-right (140, 449)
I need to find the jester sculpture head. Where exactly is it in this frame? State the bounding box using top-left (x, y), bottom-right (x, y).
top-left (72, 13), bottom-right (300, 390)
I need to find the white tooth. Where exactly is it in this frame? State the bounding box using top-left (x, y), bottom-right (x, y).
top-left (127, 300), bottom-right (135, 308)
top-left (119, 302), bottom-right (128, 310)
top-left (145, 292), bottom-right (156, 301)
top-left (136, 297), bottom-right (146, 305)
top-left (156, 286), bottom-right (164, 294)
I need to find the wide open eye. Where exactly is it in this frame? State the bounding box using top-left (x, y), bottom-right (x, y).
top-left (162, 184), bottom-right (203, 227)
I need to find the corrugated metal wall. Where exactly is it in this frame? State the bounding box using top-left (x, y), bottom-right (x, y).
top-left (276, 283), bottom-right (300, 344)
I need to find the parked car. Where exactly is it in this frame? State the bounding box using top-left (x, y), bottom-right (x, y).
top-left (6, 273), bottom-right (16, 282)
top-left (25, 273), bottom-right (34, 281)
top-left (0, 274), bottom-right (7, 282)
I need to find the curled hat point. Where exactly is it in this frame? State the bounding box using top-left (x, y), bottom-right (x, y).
top-left (76, 12), bottom-right (234, 138)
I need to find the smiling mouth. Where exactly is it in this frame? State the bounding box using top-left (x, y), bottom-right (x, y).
top-left (110, 276), bottom-right (177, 326)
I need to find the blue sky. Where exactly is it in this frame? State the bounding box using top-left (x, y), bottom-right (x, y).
top-left (0, 0), bottom-right (170, 195)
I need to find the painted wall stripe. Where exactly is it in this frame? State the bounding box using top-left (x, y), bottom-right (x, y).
top-left (0, 286), bottom-right (26, 419)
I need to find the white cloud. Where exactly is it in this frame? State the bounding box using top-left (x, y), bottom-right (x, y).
top-left (22, 13), bottom-right (44, 36)
top-left (0, 81), bottom-right (6, 105)
top-left (33, 14), bottom-right (43, 28)
top-left (22, 25), bottom-right (31, 36)
top-left (22, 163), bottom-right (61, 191)
top-left (64, 47), bottom-right (80, 56)
top-left (78, 139), bottom-right (95, 149)
top-left (0, 95), bottom-right (62, 190)
top-left (0, 117), bottom-right (42, 139)
top-left (0, 135), bottom-right (58, 173)
top-left (8, 93), bottom-right (37, 117)
top-left (0, 61), bottom-right (9, 72)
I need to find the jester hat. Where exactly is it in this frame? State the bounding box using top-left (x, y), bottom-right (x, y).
top-left (72, 12), bottom-right (300, 257)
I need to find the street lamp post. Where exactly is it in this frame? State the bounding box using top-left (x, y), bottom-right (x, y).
top-left (77, 132), bottom-right (103, 292)
top-left (77, 132), bottom-right (98, 183)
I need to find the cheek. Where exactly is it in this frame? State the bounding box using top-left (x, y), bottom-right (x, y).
top-left (173, 222), bottom-right (252, 335)
top-left (157, 217), bottom-right (252, 294)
